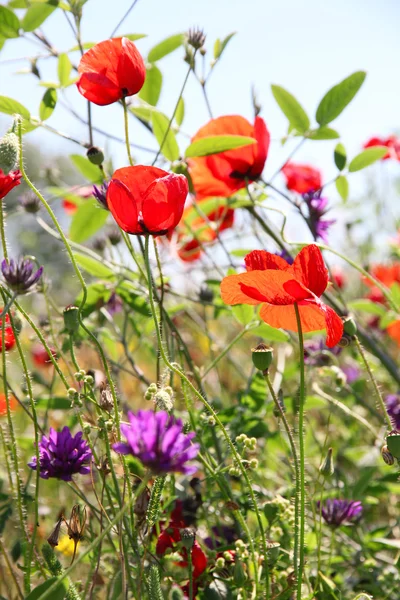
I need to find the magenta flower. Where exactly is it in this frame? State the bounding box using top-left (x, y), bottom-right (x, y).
top-left (303, 190), bottom-right (335, 243)
top-left (385, 394), bottom-right (400, 429)
top-left (317, 499), bottom-right (363, 527)
top-left (113, 410), bottom-right (199, 475)
top-left (28, 427), bottom-right (92, 481)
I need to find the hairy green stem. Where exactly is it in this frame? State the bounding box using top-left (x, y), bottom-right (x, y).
top-left (122, 97), bottom-right (134, 166)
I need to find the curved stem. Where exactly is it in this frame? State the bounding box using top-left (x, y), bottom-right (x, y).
top-left (0, 199), bottom-right (8, 261)
top-left (294, 303), bottom-right (306, 600)
top-left (122, 97), bottom-right (134, 166)
top-left (354, 335), bottom-right (392, 430)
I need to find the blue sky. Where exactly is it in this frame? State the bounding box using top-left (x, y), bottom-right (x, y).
top-left (0, 0), bottom-right (399, 245)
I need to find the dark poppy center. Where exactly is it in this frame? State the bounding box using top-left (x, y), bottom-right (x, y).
top-left (121, 87), bottom-right (129, 97)
top-left (230, 167), bottom-right (258, 181)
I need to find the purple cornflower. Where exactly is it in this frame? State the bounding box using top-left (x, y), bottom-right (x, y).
top-left (28, 426), bottom-right (92, 481)
top-left (317, 499), bottom-right (363, 527)
top-left (303, 190), bottom-right (336, 243)
top-left (92, 182), bottom-right (109, 210)
top-left (113, 410), bottom-right (200, 475)
top-left (1, 257), bottom-right (43, 294)
top-left (385, 394), bottom-right (400, 429)
top-left (304, 339), bottom-right (342, 366)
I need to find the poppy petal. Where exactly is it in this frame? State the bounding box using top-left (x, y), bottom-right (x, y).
top-left (293, 244), bottom-right (328, 297)
top-left (76, 72), bottom-right (121, 106)
top-left (107, 179), bottom-right (139, 233)
top-left (321, 304), bottom-right (344, 348)
top-left (251, 116), bottom-right (270, 177)
top-left (192, 542), bottom-right (208, 578)
top-left (221, 270), bottom-right (296, 306)
top-left (142, 173), bottom-right (188, 233)
top-left (245, 250), bottom-right (291, 272)
top-left (387, 320), bottom-right (400, 345)
top-left (283, 279), bottom-right (313, 301)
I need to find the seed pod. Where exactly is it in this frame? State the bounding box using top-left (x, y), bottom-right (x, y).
top-left (0, 132), bottom-right (19, 174)
top-left (343, 316), bottom-right (357, 336)
top-left (86, 146), bottom-right (104, 165)
top-left (252, 343), bottom-right (273, 372)
top-left (63, 305), bottom-right (80, 334)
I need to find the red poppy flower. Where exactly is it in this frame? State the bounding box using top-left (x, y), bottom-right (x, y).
top-left (0, 393), bottom-right (18, 417)
top-left (363, 136), bottom-right (400, 161)
top-left (221, 244), bottom-right (343, 347)
top-left (107, 166), bottom-right (188, 235)
top-left (331, 266), bottom-right (346, 290)
top-left (77, 37), bottom-right (146, 106)
top-left (0, 314), bottom-right (15, 352)
top-left (0, 169), bottom-right (22, 200)
top-left (176, 203), bottom-right (235, 262)
top-left (32, 345), bottom-right (57, 368)
top-left (282, 162), bottom-right (322, 194)
top-left (178, 541), bottom-right (208, 578)
top-left (363, 263), bottom-right (400, 304)
top-left (62, 185), bottom-right (94, 215)
top-left (188, 115), bottom-right (270, 200)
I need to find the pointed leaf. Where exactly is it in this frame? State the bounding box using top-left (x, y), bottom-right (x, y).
top-left (70, 154), bottom-right (103, 183)
top-left (69, 199), bottom-right (109, 243)
top-left (0, 7), bottom-right (20, 38)
top-left (335, 175), bottom-right (349, 201)
top-left (307, 127), bottom-right (340, 140)
top-left (214, 32), bottom-right (236, 59)
top-left (316, 71), bottom-right (366, 126)
top-left (39, 87), bottom-right (57, 121)
top-left (334, 143), bottom-right (346, 170)
top-left (138, 64), bottom-right (162, 106)
top-left (147, 33), bottom-right (183, 62)
top-left (24, 577), bottom-right (68, 600)
top-left (21, 4), bottom-right (55, 31)
top-left (348, 147), bottom-right (387, 172)
top-left (151, 111), bottom-right (179, 161)
top-left (185, 135), bottom-right (256, 158)
top-left (271, 84), bottom-right (310, 133)
top-left (0, 95), bottom-right (30, 119)
top-left (58, 53), bottom-right (72, 87)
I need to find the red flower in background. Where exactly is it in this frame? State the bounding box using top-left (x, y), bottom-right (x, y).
top-left (188, 115), bottom-right (270, 199)
top-left (107, 166), bottom-right (188, 235)
top-left (0, 393), bottom-right (18, 417)
top-left (331, 266), bottom-right (346, 290)
top-left (282, 162), bottom-right (322, 194)
top-left (363, 136), bottom-right (400, 161)
top-left (32, 345), bottom-right (57, 368)
top-left (221, 244), bottom-right (343, 347)
top-left (363, 263), bottom-right (400, 304)
top-left (176, 203), bottom-right (235, 262)
top-left (0, 313), bottom-right (15, 352)
top-left (62, 185), bottom-right (94, 215)
top-left (77, 37), bottom-right (146, 106)
top-left (0, 169), bottom-right (22, 200)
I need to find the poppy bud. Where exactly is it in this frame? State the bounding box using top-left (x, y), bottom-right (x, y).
top-left (381, 444), bottom-right (395, 466)
top-left (170, 588), bottom-right (185, 600)
top-left (0, 132), bottom-right (19, 174)
top-left (63, 305), bottom-right (80, 334)
top-left (87, 146), bottom-right (104, 166)
top-left (180, 528), bottom-right (195, 550)
top-left (343, 316), bottom-right (357, 336)
top-left (319, 447), bottom-right (334, 478)
top-left (252, 343), bottom-right (273, 372)
top-left (199, 286), bottom-right (214, 303)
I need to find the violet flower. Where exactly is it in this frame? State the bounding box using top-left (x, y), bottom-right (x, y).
top-left (385, 394), bottom-right (400, 430)
top-left (92, 182), bottom-right (109, 210)
top-left (304, 339), bottom-right (342, 366)
top-left (1, 257), bottom-right (43, 294)
top-left (317, 499), bottom-right (363, 527)
top-left (113, 410), bottom-right (199, 475)
top-left (303, 190), bottom-right (336, 243)
top-left (28, 427), bottom-right (92, 481)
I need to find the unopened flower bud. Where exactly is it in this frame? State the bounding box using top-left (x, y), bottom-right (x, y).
top-left (266, 541), bottom-right (280, 567)
top-left (86, 146), bottom-right (104, 165)
top-left (252, 343), bottom-right (273, 372)
top-left (207, 416), bottom-right (215, 426)
top-left (84, 374), bottom-right (94, 385)
top-left (154, 389), bottom-right (174, 411)
top-left (215, 557), bottom-right (225, 569)
top-left (68, 387), bottom-right (78, 399)
top-left (180, 528), bottom-right (195, 550)
top-left (107, 225), bottom-right (122, 245)
top-left (343, 316), bottom-right (357, 336)
top-left (63, 305), bottom-right (80, 334)
top-left (319, 447), bottom-right (334, 478)
top-left (82, 423), bottom-right (91, 435)
top-left (187, 27), bottom-right (206, 50)
top-left (0, 132), bottom-right (19, 174)
top-left (249, 458), bottom-right (259, 469)
top-left (19, 192), bottom-right (40, 213)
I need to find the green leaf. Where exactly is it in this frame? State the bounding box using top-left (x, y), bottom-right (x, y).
top-left (116, 282), bottom-right (149, 316)
top-left (307, 127), bottom-right (340, 140)
top-left (271, 85), bottom-right (310, 133)
top-left (24, 577), bottom-right (68, 600)
top-left (57, 53), bottom-right (72, 87)
top-left (21, 4), bottom-right (55, 31)
top-left (316, 71), bottom-right (366, 126)
top-left (147, 33), bottom-right (183, 62)
top-left (73, 253), bottom-right (115, 279)
top-left (232, 304), bottom-right (254, 325)
top-left (138, 64), bottom-right (162, 106)
top-left (251, 322), bottom-right (290, 342)
top-left (129, 105), bottom-right (152, 123)
top-left (335, 175), bottom-right (349, 201)
top-left (347, 299), bottom-right (386, 316)
top-left (121, 33), bottom-right (147, 41)
top-left (35, 396), bottom-right (72, 409)
top-left (348, 147), bottom-right (387, 172)
top-left (39, 87), bottom-right (57, 121)
top-left (175, 96), bottom-right (184, 126)
top-left (69, 199), bottom-right (109, 243)
top-left (185, 135), bottom-right (256, 158)
top-left (213, 32), bottom-right (236, 60)
top-left (0, 6), bottom-right (20, 38)
top-left (334, 142), bottom-right (346, 170)
top-left (0, 95), bottom-right (30, 119)
top-left (70, 154), bottom-right (103, 183)
top-left (151, 111), bottom-right (179, 161)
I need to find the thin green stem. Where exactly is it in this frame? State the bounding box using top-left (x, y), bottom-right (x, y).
top-left (0, 198), bottom-right (8, 261)
top-left (354, 335), bottom-right (392, 430)
top-left (188, 549), bottom-right (194, 600)
top-left (122, 97), bottom-right (134, 166)
top-left (143, 234), bottom-right (269, 598)
top-left (294, 303), bottom-right (306, 600)
top-left (264, 372), bottom-right (300, 577)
